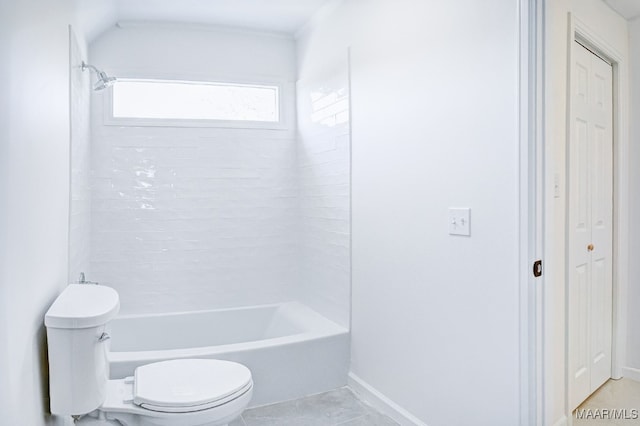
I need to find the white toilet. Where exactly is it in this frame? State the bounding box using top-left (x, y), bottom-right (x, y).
top-left (45, 284), bottom-right (253, 426)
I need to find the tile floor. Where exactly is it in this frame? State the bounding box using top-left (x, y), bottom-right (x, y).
top-left (230, 387), bottom-right (399, 426)
top-left (573, 378), bottom-right (640, 425)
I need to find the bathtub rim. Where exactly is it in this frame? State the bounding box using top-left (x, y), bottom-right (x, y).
top-left (110, 300), bottom-right (302, 321)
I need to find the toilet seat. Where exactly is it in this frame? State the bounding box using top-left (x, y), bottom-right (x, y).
top-left (99, 359), bottom-right (253, 426)
top-left (138, 380), bottom-right (252, 413)
top-left (133, 359), bottom-right (252, 413)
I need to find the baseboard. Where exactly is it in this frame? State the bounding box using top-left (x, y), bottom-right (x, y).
top-left (622, 366), bottom-right (640, 383)
top-left (552, 415), bottom-right (568, 426)
top-left (347, 372), bottom-right (429, 426)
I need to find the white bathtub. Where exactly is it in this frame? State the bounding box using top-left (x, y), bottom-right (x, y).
top-left (107, 302), bottom-right (349, 407)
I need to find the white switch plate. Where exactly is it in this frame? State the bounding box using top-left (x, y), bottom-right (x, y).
top-left (449, 208), bottom-right (471, 236)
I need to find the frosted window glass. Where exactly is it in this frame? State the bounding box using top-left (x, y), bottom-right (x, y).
top-left (112, 79), bottom-right (279, 122)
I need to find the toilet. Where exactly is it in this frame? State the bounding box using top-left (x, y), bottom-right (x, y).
top-left (45, 284), bottom-right (253, 426)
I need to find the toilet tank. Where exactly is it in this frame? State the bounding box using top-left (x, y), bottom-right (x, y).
top-left (45, 284), bottom-right (120, 416)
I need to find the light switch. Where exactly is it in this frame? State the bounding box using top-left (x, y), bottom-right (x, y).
top-left (449, 208), bottom-right (471, 236)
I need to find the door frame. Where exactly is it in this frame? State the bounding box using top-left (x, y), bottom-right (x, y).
top-left (520, 0), bottom-right (544, 425)
top-left (564, 13), bottom-right (630, 420)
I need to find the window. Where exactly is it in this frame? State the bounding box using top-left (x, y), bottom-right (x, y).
top-left (109, 78), bottom-right (281, 126)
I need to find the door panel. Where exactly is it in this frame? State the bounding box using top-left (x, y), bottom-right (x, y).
top-left (588, 45), bottom-right (613, 394)
top-left (568, 41), bottom-right (613, 411)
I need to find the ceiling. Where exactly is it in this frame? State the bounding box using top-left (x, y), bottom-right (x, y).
top-left (603, 0), bottom-right (640, 20)
top-left (90, 0), bottom-right (635, 42)
top-left (113, 0), bottom-right (332, 34)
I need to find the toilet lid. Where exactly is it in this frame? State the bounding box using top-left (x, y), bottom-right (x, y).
top-left (133, 359), bottom-right (252, 413)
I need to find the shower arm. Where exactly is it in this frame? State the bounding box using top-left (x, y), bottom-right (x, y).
top-left (81, 61), bottom-right (100, 74)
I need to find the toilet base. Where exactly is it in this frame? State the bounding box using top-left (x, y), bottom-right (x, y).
top-left (109, 412), bottom-right (233, 426)
top-left (77, 411), bottom-right (232, 426)
top-left (75, 413), bottom-right (120, 425)
top-left (76, 410), bottom-right (235, 426)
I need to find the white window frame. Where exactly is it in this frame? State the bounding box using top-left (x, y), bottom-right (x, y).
top-left (103, 72), bottom-right (288, 130)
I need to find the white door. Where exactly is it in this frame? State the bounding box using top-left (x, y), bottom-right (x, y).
top-left (567, 40), bottom-right (613, 412)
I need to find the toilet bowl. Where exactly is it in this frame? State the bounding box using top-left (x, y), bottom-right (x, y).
top-left (45, 284), bottom-right (253, 426)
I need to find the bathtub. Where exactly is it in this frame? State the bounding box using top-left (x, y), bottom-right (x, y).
top-left (107, 302), bottom-right (349, 407)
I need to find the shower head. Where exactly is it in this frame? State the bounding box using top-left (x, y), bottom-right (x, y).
top-left (81, 61), bottom-right (117, 91)
top-left (94, 70), bottom-right (117, 91)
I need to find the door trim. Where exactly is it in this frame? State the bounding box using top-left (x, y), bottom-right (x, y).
top-left (518, 0), bottom-right (545, 426)
top-left (520, 1), bottom-right (544, 425)
top-left (564, 13), bottom-right (630, 420)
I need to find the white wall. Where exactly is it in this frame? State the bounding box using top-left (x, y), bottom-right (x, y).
top-left (296, 29), bottom-right (351, 328)
top-left (69, 29), bottom-right (92, 283)
top-left (300, 1), bottom-right (522, 424)
top-left (0, 1), bottom-right (10, 417)
top-left (0, 1), bottom-right (116, 423)
top-left (0, 1), bottom-right (74, 424)
top-left (89, 24), bottom-right (299, 314)
top-left (627, 17), bottom-right (640, 377)
top-left (544, 1), bottom-right (628, 424)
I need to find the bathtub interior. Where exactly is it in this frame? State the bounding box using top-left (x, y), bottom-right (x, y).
top-left (108, 302), bottom-right (324, 352)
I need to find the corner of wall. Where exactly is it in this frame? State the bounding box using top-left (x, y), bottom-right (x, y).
top-left (625, 16), bottom-right (640, 375)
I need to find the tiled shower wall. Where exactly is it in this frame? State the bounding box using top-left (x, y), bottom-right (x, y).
top-left (84, 24), bottom-right (350, 324)
top-left (296, 68), bottom-right (350, 328)
top-left (89, 25), bottom-right (299, 314)
top-left (90, 127), bottom-right (298, 314)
